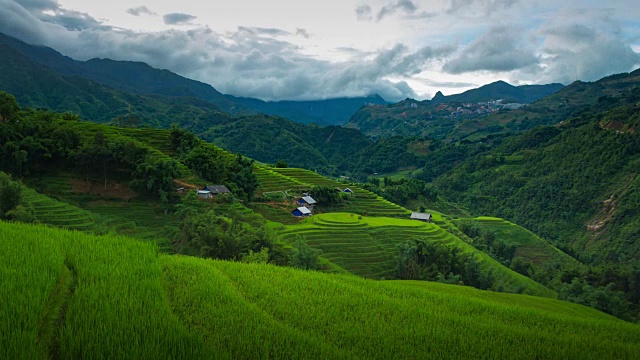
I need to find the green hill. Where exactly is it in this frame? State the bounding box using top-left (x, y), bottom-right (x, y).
top-left (277, 212), bottom-right (555, 297)
top-left (346, 70), bottom-right (639, 140)
top-left (2, 221), bottom-right (639, 359)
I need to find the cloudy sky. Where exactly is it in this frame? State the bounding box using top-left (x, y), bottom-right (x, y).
top-left (1, 0), bottom-right (639, 101)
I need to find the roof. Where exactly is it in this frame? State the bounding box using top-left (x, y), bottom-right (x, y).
top-left (410, 212), bottom-right (431, 220)
top-left (197, 190), bottom-right (211, 194)
top-left (297, 207), bottom-right (312, 215)
top-left (203, 185), bottom-right (230, 194)
top-left (302, 196), bottom-right (316, 204)
top-left (344, 188), bottom-right (353, 192)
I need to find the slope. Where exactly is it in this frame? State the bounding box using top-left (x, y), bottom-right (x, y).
top-left (0, 33), bottom-right (245, 114)
top-left (276, 212), bottom-right (555, 297)
top-left (2, 221), bottom-right (639, 359)
top-left (231, 94), bottom-right (388, 125)
top-left (0, 44), bottom-right (222, 127)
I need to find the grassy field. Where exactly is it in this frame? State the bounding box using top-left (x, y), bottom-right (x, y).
top-left (276, 213), bottom-right (555, 297)
top-left (1, 221), bottom-right (639, 359)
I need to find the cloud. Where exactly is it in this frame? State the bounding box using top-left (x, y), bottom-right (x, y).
top-left (355, 4), bottom-right (372, 21)
top-left (238, 26), bottom-right (291, 37)
top-left (9, 0), bottom-right (105, 31)
top-left (377, 0), bottom-right (417, 21)
top-left (529, 21), bottom-right (640, 83)
top-left (443, 25), bottom-right (539, 74)
top-left (163, 13), bottom-right (197, 25)
top-left (0, 2), bottom-right (436, 102)
top-left (447, 0), bottom-right (520, 16)
top-left (126, 6), bottom-right (156, 17)
top-left (295, 28), bottom-right (310, 39)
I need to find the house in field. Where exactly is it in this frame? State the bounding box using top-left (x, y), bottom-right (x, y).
top-left (343, 188), bottom-right (353, 193)
top-left (291, 206), bottom-right (312, 217)
top-left (202, 185), bottom-right (231, 196)
top-left (297, 195), bottom-right (317, 209)
top-left (197, 190), bottom-right (213, 199)
top-left (410, 212), bottom-right (431, 222)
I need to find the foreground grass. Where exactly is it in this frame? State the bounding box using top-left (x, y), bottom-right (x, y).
top-left (1, 221), bottom-right (639, 359)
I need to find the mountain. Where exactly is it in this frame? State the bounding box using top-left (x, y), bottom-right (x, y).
top-left (451, 71), bottom-right (640, 138)
top-left (0, 36), bottom-right (429, 175)
top-left (0, 33), bottom-right (246, 114)
top-left (432, 81), bottom-right (565, 104)
top-left (230, 94), bottom-right (388, 126)
top-left (0, 44), bottom-right (223, 128)
top-left (0, 33), bottom-right (382, 126)
top-left (345, 81), bottom-right (565, 139)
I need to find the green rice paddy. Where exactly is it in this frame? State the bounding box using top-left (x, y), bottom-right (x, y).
top-left (277, 213), bottom-right (555, 297)
top-left (1, 221), bottom-right (638, 359)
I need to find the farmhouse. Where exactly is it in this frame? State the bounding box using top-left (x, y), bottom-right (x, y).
top-left (291, 206), bottom-right (312, 217)
top-left (197, 190), bottom-right (213, 199)
top-left (297, 195), bottom-right (317, 208)
top-left (410, 212), bottom-right (431, 222)
top-left (343, 188), bottom-right (353, 193)
top-left (202, 185), bottom-right (231, 195)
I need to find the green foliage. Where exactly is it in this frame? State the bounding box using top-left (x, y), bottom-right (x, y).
top-left (172, 203), bottom-right (286, 265)
top-left (130, 157), bottom-right (182, 202)
top-left (0, 91), bottom-right (20, 122)
top-left (275, 159), bottom-right (288, 168)
top-left (289, 236), bottom-right (322, 270)
top-left (241, 247), bottom-right (270, 264)
top-left (309, 185), bottom-right (343, 205)
top-left (395, 238), bottom-right (492, 290)
top-left (0, 171), bottom-right (22, 218)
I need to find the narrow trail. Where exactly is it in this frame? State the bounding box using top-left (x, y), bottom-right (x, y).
top-left (36, 260), bottom-right (78, 360)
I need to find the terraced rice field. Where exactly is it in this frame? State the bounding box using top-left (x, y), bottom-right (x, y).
top-left (248, 203), bottom-right (300, 225)
top-left (21, 188), bottom-right (95, 231)
top-left (468, 217), bottom-right (581, 266)
top-left (115, 128), bottom-right (176, 156)
top-left (63, 122), bottom-right (189, 175)
top-left (277, 213), bottom-right (555, 297)
top-left (83, 200), bottom-right (177, 251)
top-left (254, 167), bottom-right (306, 193)
top-left (269, 168), bottom-right (410, 217)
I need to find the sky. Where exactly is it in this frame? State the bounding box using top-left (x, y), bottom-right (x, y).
top-left (1, 0), bottom-right (640, 102)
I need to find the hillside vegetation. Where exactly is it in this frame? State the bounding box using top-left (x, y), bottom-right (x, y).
top-left (2, 221), bottom-right (639, 359)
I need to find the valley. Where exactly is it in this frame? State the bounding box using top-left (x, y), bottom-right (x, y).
top-left (1, 30), bottom-right (639, 359)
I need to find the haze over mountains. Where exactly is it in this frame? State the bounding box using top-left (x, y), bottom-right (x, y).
top-left (0, 33), bottom-right (565, 128)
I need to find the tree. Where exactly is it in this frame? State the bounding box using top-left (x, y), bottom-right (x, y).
top-left (130, 157), bottom-right (181, 201)
top-left (275, 160), bottom-right (288, 168)
top-left (289, 236), bottom-right (322, 270)
top-left (0, 172), bottom-right (23, 218)
top-left (0, 92), bottom-right (20, 123)
top-left (242, 248), bottom-right (270, 264)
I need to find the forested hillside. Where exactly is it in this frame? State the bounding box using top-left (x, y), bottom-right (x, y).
top-left (405, 101), bottom-right (640, 320)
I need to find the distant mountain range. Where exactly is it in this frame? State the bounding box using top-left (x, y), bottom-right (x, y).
top-left (230, 95), bottom-right (388, 126)
top-left (431, 81), bottom-right (565, 104)
top-left (346, 72), bottom-right (640, 140)
top-left (0, 33), bottom-right (385, 125)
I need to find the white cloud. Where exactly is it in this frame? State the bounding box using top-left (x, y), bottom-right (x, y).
top-left (163, 13), bottom-right (197, 25)
top-left (126, 6), bottom-right (156, 17)
top-left (1, 0), bottom-right (639, 101)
